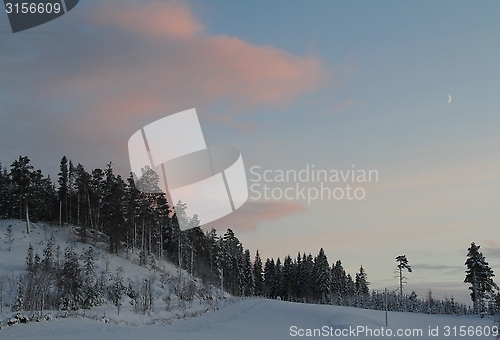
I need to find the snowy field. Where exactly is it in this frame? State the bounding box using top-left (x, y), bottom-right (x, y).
top-left (1, 298), bottom-right (497, 339)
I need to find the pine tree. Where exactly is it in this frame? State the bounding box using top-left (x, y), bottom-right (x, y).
top-left (282, 255), bottom-right (294, 301)
top-left (292, 252), bottom-right (302, 300)
top-left (426, 289), bottom-right (435, 314)
top-left (101, 163), bottom-right (127, 253)
top-left (355, 265), bottom-right (370, 307)
top-left (0, 162), bottom-right (9, 218)
top-left (68, 160), bottom-right (75, 224)
top-left (59, 247), bottom-right (83, 310)
top-left (33, 253), bottom-right (41, 273)
top-left (29, 171), bottom-right (57, 222)
top-left (82, 247), bottom-right (102, 308)
top-left (395, 255), bottom-right (412, 298)
top-left (58, 156), bottom-right (69, 225)
top-left (74, 163), bottom-right (92, 243)
top-left (15, 275), bottom-right (25, 311)
top-left (274, 258), bottom-right (283, 299)
top-left (331, 259), bottom-right (347, 305)
top-left (242, 249), bottom-right (255, 296)
top-left (253, 250), bottom-right (264, 296)
top-left (301, 254), bottom-right (314, 302)
top-left (26, 243), bottom-right (34, 272)
top-left (10, 156), bottom-right (35, 229)
top-left (42, 235), bottom-right (56, 272)
top-left (313, 248), bottom-right (331, 303)
top-left (152, 190), bottom-right (171, 262)
top-left (408, 290), bottom-right (419, 312)
top-left (464, 242), bottom-right (498, 314)
top-left (220, 229), bottom-right (244, 295)
top-left (90, 168), bottom-right (104, 243)
top-left (205, 227), bottom-right (221, 287)
top-left (263, 258), bottom-right (275, 298)
top-left (345, 273), bottom-right (356, 304)
top-left (109, 268), bottom-right (125, 315)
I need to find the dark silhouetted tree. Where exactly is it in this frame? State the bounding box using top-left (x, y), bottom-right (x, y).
top-left (465, 242), bottom-right (498, 314)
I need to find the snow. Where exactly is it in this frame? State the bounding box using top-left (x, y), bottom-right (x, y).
top-left (0, 298), bottom-right (497, 339)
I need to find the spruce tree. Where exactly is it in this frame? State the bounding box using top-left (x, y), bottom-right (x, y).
top-left (15, 275), bottom-right (25, 311)
top-left (293, 252), bottom-right (302, 300)
top-left (464, 242), bottom-right (498, 314)
top-left (10, 156), bottom-right (35, 227)
top-left (68, 160), bottom-right (75, 224)
top-left (221, 229), bottom-right (243, 295)
top-left (59, 247), bottom-right (83, 310)
top-left (274, 258), bottom-right (283, 299)
top-left (109, 268), bottom-right (125, 315)
top-left (90, 168), bottom-right (104, 243)
top-left (33, 253), bottom-right (41, 273)
top-left (282, 255), bottom-right (294, 301)
top-left (331, 260), bottom-right (347, 305)
top-left (345, 274), bottom-right (356, 304)
top-left (26, 243), bottom-right (34, 272)
top-left (74, 163), bottom-right (92, 242)
top-left (253, 250), bottom-right (264, 296)
top-left (42, 235), bottom-right (56, 272)
top-left (205, 227), bottom-right (221, 287)
top-left (0, 162), bottom-right (6, 218)
top-left (101, 163), bottom-right (126, 253)
top-left (242, 249), bottom-right (255, 296)
top-left (355, 265), bottom-right (369, 307)
top-left (82, 247), bottom-right (102, 308)
top-left (263, 258), bottom-right (275, 298)
top-left (301, 254), bottom-right (314, 302)
top-left (0, 163), bottom-right (11, 218)
top-left (58, 156), bottom-right (69, 225)
top-left (313, 248), bottom-right (330, 303)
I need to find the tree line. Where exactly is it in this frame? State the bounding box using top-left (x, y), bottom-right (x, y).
top-left (0, 156), bottom-right (499, 318)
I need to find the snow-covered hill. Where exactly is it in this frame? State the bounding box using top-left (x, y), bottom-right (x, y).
top-left (0, 219), bottom-right (230, 328)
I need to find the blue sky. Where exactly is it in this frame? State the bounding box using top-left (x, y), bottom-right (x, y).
top-left (1, 0), bottom-right (500, 304)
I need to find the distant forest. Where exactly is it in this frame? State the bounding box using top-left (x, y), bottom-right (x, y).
top-left (1, 155), bottom-right (499, 316)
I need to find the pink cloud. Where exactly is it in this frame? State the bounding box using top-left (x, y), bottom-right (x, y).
top-left (204, 201), bottom-right (307, 232)
top-left (94, 1), bottom-right (202, 39)
top-left (93, 93), bottom-right (166, 120)
top-left (69, 0), bottom-right (327, 126)
top-left (196, 36), bottom-right (324, 105)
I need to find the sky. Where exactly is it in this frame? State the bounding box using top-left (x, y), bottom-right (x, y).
top-left (1, 0), bottom-right (500, 305)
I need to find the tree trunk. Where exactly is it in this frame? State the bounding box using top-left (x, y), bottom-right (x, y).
top-left (473, 267), bottom-right (479, 314)
top-left (25, 204), bottom-right (30, 234)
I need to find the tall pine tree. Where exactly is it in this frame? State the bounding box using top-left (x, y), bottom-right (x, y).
top-left (58, 156), bottom-right (69, 225)
top-left (464, 242), bottom-right (498, 314)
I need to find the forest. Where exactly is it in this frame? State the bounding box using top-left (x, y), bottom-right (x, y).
top-left (0, 155), bottom-right (499, 318)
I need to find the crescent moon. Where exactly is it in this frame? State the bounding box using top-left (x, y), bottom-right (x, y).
top-left (448, 95), bottom-right (452, 104)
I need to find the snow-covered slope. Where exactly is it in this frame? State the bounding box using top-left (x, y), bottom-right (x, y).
top-left (1, 298), bottom-right (497, 339)
top-left (0, 219), bottom-right (230, 327)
